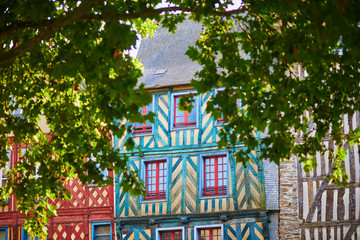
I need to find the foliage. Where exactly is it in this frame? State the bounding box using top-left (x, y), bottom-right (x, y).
top-left (1, 0), bottom-right (360, 238)
top-left (188, 0), bottom-right (360, 188)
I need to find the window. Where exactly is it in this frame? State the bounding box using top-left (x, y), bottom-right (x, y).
top-left (134, 101), bottom-right (154, 135)
top-left (92, 222), bottom-right (112, 240)
top-left (22, 148), bottom-right (40, 180)
top-left (156, 227), bottom-right (184, 240)
top-left (144, 160), bottom-right (167, 200)
top-left (0, 227), bottom-right (7, 240)
top-left (90, 154), bottom-right (108, 180)
top-left (214, 89), bottom-right (241, 125)
top-left (0, 150), bottom-right (11, 187)
top-left (160, 230), bottom-right (182, 240)
top-left (22, 228), bottom-right (41, 240)
top-left (202, 155), bottom-right (228, 197)
top-left (10, 96), bottom-right (23, 117)
top-left (172, 93), bottom-right (197, 129)
top-left (194, 225), bottom-right (223, 240)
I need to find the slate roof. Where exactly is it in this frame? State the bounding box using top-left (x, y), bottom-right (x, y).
top-left (136, 20), bottom-right (202, 89)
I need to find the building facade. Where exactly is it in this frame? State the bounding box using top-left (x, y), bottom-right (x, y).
top-left (0, 138), bottom-right (115, 240)
top-left (113, 21), bottom-right (274, 240)
top-left (2, 19), bottom-right (359, 240)
top-left (279, 114), bottom-right (360, 239)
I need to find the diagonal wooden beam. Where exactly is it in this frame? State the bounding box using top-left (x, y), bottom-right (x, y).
top-left (305, 161), bottom-right (336, 223)
top-left (343, 223), bottom-right (360, 239)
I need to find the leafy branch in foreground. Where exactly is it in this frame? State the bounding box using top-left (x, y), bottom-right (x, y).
top-left (1, 0), bottom-right (360, 238)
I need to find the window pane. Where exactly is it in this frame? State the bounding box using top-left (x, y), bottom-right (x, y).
top-left (188, 115), bottom-right (196, 122)
top-left (160, 230), bottom-right (182, 240)
top-left (0, 230), bottom-right (6, 240)
top-left (198, 228), bottom-right (221, 240)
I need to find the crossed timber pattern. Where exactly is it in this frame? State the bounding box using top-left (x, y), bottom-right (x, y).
top-left (89, 186), bottom-right (110, 207)
top-left (116, 152), bottom-right (265, 217)
top-left (120, 223), bottom-right (265, 240)
top-left (225, 222), bottom-right (264, 240)
top-left (52, 223), bottom-right (85, 240)
top-left (298, 113), bottom-right (360, 240)
top-left (117, 91), bottom-right (227, 151)
top-left (122, 229), bottom-right (151, 240)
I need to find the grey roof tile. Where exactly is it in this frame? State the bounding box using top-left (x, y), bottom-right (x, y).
top-left (137, 20), bottom-right (202, 89)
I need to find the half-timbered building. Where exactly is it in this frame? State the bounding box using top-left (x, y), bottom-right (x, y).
top-left (279, 113), bottom-right (360, 240)
top-left (114, 20), bottom-right (276, 240)
top-left (0, 136), bottom-right (115, 240)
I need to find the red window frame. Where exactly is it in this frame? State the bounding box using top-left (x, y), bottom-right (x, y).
top-left (134, 103), bottom-right (153, 134)
top-left (160, 230), bottom-right (182, 240)
top-left (203, 155), bottom-right (227, 196)
top-left (144, 160), bottom-right (167, 200)
top-left (198, 227), bottom-right (222, 240)
top-left (173, 95), bottom-right (197, 128)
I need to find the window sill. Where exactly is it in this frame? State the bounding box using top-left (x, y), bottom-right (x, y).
top-left (171, 125), bottom-right (198, 131)
top-left (214, 121), bottom-right (229, 126)
top-left (199, 193), bottom-right (229, 200)
top-left (141, 197), bottom-right (167, 203)
top-left (133, 131), bottom-right (153, 137)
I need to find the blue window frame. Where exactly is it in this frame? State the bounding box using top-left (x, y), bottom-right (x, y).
top-left (199, 152), bottom-right (229, 199)
top-left (92, 222), bottom-right (112, 240)
top-left (22, 228), bottom-right (40, 240)
top-left (171, 92), bottom-right (198, 130)
top-left (141, 158), bottom-right (168, 202)
top-left (0, 227), bottom-right (8, 240)
top-left (90, 154), bottom-right (108, 180)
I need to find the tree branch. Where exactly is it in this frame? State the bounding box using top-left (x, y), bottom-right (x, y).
top-left (79, 6), bottom-right (245, 21)
top-left (0, 5), bottom-right (245, 63)
top-left (0, 0), bottom-right (103, 63)
top-left (0, 19), bottom-right (52, 40)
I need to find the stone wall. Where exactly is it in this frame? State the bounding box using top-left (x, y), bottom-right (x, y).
top-left (263, 159), bottom-right (279, 210)
top-left (279, 156), bottom-right (302, 239)
top-left (263, 159), bottom-right (280, 240)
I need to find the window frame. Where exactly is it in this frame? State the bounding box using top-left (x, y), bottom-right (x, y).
top-left (133, 96), bottom-right (155, 136)
top-left (141, 158), bottom-right (168, 202)
top-left (199, 152), bottom-right (229, 199)
top-left (87, 153), bottom-right (109, 187)
top-left (194, 224), bottom-right (224, 240)
top-left (0, 150), bottom-right (11, 188)
top-left (22, 148), bottom-right (40, 180)
top-left (156, 227), bottom-right (185, 240)
top-left (214, 89), bottom-right (242, 126)
top-left (0, 227), bottom-right (8, 240)
top-left (22, 228), bottom-right (41, 240)
top-left (171, 91), bottom-right (198, 130)
top-left (91, 221), bottom-right (112, 240)
top-left (10, 96), bottom-right (23, 117)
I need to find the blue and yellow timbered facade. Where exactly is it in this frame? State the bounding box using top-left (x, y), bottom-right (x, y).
top-left (114, 88), bottom-right (269, 240)
top-left (114, 20), bottom-right (270, 240)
